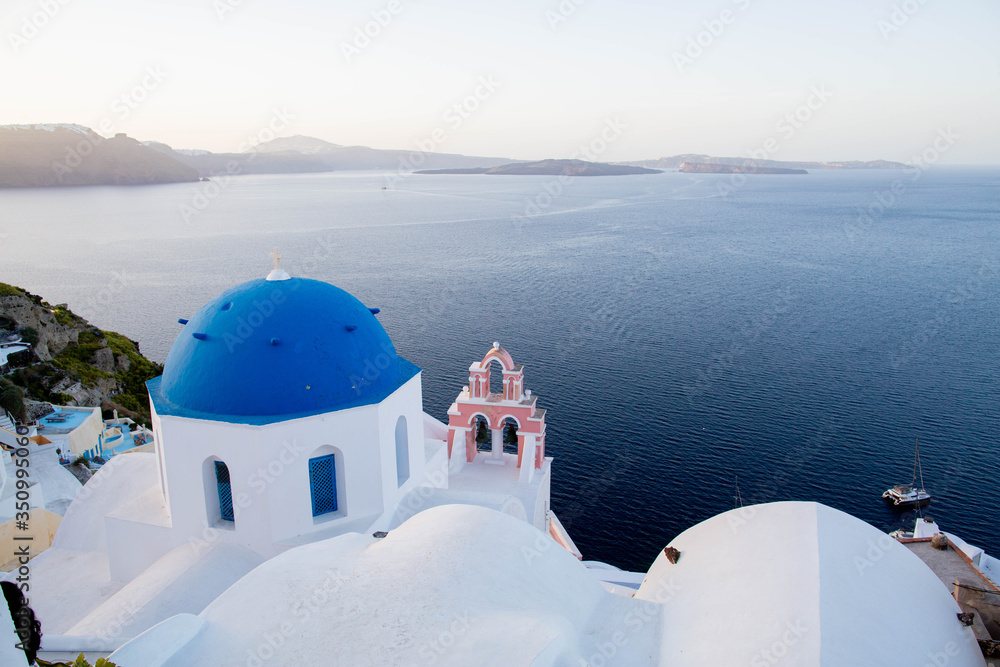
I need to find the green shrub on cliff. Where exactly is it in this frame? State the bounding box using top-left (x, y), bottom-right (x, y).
top-left (6, 348), bottom-right (37, 369)
top-left (52, 305), bottom-right (85, 327)
top-left (0, 385), bottom-right (27, 422)
top-left (1, 284), bottom-right (163, 426)
top-left (18, 325), bottom-right (39, 346)
top-left (37, 654), bottom-right (119, 666)
top-left (0, 282), bottom-right (24, 297)
top-left (51, 343), bottom-right (116, 386)
top-left (103, 330), bottom-right (163, 421)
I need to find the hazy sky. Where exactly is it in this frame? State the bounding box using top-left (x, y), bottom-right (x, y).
top-left (2, 0), bottom-right (998, 163)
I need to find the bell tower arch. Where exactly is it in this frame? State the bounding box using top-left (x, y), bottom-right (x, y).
top-left (446, 343), bottom-right (547, 480)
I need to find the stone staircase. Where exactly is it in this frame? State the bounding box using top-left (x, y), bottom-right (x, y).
top-left (0, 409), bottom-right (18, 448)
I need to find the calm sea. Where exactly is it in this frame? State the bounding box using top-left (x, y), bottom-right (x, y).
top-left (1, 167), bottom-right (998, 572)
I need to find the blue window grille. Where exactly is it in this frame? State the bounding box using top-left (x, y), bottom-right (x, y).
top-left (215, 461), bottom-right (234, 522)
top-left (309, 454), bottom-right (338, 517)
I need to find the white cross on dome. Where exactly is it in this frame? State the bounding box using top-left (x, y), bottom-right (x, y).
top-left (266, 247), bottom-right (291, 281)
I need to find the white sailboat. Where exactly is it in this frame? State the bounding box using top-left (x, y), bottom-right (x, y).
top-left (882, 440), bottom-right (932, 508)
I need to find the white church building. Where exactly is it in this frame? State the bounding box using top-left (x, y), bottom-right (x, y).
top-left (2, 257), bottom-right (987, 666)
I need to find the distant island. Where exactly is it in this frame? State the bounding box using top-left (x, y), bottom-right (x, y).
top-left (146, 134), bottom-right (515, 177)
top-left (0, 127), bottom-right (516, 188)
top-left (618, 154), bottom-right (907, 171)
top-left (0, 124), bottom-right (910, 188)
top-left (680, 162), bottom-right (807, 175)
top-left (416, 159), bottom-right (662, 177)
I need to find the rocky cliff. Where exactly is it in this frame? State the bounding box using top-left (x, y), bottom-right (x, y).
top-left (0, 282), bottom-right (161, 424)
top-left (0, 124), bottom-right (199, 187)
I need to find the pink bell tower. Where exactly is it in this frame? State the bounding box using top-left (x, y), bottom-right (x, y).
top-left (446, 343), bottom-right (547, 481)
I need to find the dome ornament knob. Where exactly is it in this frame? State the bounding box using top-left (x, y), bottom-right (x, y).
top-left (267, 247), bottom-right (291, 281)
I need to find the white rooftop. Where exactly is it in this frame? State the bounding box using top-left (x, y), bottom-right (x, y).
top-left (115, 504), bottom-right (661, 666)
top-left (637, 501), bottom-right (984, 666)
top-left (99, 501), bottom-right (985, 666)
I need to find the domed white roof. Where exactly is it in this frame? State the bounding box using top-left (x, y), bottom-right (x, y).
top-left (115, 505), bottom-right (657, 666)
top-left (636, 501), bottom-right (983, 666)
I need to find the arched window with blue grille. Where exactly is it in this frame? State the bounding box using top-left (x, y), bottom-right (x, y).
top-left (214, 461), bottom-right (234, 522)
top-left (309, 454), bottom-right (338, 517)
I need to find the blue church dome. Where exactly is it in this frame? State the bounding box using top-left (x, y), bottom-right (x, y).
top-left (148, 277), bottom-right (419, 424)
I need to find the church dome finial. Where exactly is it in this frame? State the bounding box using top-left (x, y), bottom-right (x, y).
top-left (267, 248), bottom-right (290, 281)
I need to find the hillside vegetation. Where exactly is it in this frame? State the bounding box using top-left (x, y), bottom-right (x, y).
top-left (0, 282), bottom-right (162, 425)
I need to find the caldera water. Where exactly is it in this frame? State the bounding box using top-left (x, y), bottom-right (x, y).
top-left (1, 167), bottom-right (997, 571)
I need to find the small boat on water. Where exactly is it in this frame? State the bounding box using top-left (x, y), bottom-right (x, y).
top-left (883, 483), bottom-right (931, 507)
top-left (882, 440), bottom-right (932, 508)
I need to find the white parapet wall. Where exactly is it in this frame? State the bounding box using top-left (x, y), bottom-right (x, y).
top-left (978, 553), bottom-right (1000, 588)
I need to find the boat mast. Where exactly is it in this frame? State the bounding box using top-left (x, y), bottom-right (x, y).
top-left (914, 439), bottom-right (926, 521)
top-left (915, 440), bottom-right (926, 492)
